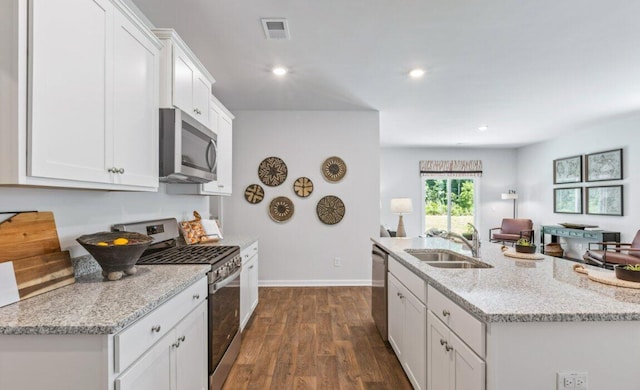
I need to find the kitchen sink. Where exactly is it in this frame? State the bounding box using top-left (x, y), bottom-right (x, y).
top-left (404, 249), bottom-right (493, 269)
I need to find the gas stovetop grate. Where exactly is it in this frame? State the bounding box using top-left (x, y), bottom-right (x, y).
top-left (137, 245), bottom-right (239, 265)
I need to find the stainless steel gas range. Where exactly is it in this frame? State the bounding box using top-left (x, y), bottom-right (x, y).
top-left (112, 218), bottom-right (241, 390)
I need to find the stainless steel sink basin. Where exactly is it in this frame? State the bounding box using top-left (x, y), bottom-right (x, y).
top-left (426, 261), bottom-right (492, 269)
top-left (404, 249), bottom-right (493, 269)
top-left (405, 251), bottom-right (469, 262)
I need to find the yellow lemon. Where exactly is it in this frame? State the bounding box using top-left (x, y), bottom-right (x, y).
top-left (113, 238), bottom-right (129, 246)
top-left (96, 242), bottom-right (109, 247)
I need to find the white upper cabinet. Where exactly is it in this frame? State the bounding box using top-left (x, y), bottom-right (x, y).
top-left (154, 29), bottom-right (214, 128)
top-left (0, 0), bottom-right (161, 191)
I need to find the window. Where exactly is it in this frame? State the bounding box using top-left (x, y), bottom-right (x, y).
top-left (423, 177), bottom-right (477, 235)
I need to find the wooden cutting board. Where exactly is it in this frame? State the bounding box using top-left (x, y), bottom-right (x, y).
top-left (0, 211), bottom-right (75, 300)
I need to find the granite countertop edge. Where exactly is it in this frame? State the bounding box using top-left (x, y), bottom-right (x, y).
top-left (373, 237), bottom-right (640, 324)
top-left (0, 265), bottom-right (210, 336)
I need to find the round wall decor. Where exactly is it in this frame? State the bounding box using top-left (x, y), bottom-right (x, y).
top-left (293, 177), bottom-right (314, 198)
top-left (258, 157), bottom-right (288, 187)
top-left (269, 196), bottom-right (294, 222)
top-left (322, 156), bottom-right (347, 182)
top-left (316, 195), bottom-right (345, 225)
top-left (244, 184), bottom-right (265, 204)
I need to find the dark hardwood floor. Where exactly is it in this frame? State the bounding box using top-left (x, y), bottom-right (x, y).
top-left (222, 287), bottom-right (412, 390)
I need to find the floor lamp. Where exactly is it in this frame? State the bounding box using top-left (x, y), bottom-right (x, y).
top-left (501, 190), bottom-right (518, 218)
top-left (391, 198), bottom-right (413, 237)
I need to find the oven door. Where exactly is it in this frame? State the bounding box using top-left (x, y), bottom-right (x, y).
top-left (208, 268), bottom-right (240, 374)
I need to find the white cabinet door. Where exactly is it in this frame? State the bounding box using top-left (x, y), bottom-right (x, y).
top-left (29, 0), bottom-right (112, 183)
top-left (427, 311), bottom-right (451, 390)
top-left (451, 331), bottom-right (485, 390)
top-left (193, 73), bottom-right (211, 125)
top-left (175, 303), bottom-right (208, 390)
top-left (403, 286), bottom-right (427, 390)
top-left (240, 250), bottom-right (259, 331)
top-left (215, 114), bottom-right (233, 195)
top-left (173, 46), bottom-right (194, 115)
top-left (387, 273), bottom-right (404, 359)
top-left (112, 10), bottom-right (158, 188)
top-left (116, 330), bottom-right (175, 390)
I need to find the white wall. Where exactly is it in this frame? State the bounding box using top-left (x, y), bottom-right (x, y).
top-left (223, 110), bottom-right (380, 286)
top-left (517, 112), bottom-right (640, 257)
top-left (0, 184), bottom-right (208, 257)
top-left (380, 147), bottom-right (518, 240)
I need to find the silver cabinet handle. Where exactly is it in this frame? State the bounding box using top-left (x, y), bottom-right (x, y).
top-left (151, 325), bottom-right (161, 333)
top-left (179, 335), bottom-right (186, 343)
top-left (108, 167), bottom-right (116, 173)
top-left (445, 344), bottom-right (454, 352)
top-left (218, 184), bottom-right (224, 188)
top-left (193, 293), bottom-right (200, 300)
top-left (172, 341), bottom-right (180, 348)
top-left (440, 339), bottom-right (447, 346)
top-left (118, 168), bottom-right (125, 174)
top-left (249, 265), bottom-right (254, 269)
top-left (442, 309), bottom-right (450, 317)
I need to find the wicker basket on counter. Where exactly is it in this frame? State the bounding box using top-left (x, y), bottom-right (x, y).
top-left (544, 243), bottom-right (564, 257)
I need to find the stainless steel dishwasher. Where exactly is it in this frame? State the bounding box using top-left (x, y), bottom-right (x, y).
top-left (371, 244), bottom-right (389, 341)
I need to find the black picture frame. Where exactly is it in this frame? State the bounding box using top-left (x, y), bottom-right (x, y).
top-left (586, 185), bottom-right (623, 216)
top-left (585, 148), bottom-right (623, 182)
top-left (553, 187), bottom-right (582, 214)
top-left (553, 155), bottom-right (582, 184)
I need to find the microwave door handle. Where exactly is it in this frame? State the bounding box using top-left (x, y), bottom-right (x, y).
top-left (206, 139), bottom-right (218, 172)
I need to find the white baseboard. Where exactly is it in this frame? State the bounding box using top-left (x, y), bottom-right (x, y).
top-left (258, 279), bottom-right (372, 287)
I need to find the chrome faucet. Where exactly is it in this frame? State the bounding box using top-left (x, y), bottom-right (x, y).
top-left (442, 223), bottom-right (480, 257)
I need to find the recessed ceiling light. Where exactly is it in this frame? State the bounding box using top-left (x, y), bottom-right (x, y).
top-left (478, 125), bottom-right (489, 131)
top-left (272, 67), bottom-right (288, 76)
top-left (409, 68), bottom-right (425, 78)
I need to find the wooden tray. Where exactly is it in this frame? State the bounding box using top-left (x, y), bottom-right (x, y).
top-left (0, 211), bottom-right (75, 301)
top-left (573, 264), bottom-right (640, 289)
top-left (502, 248), bottom-right (545, 260)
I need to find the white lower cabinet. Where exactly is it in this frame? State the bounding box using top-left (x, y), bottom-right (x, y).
top-left (388, 272), bottom-right (427, 390)
top-left (427, 311), bottom-right (485, 390)
top-left (117, 300), bottom-right (207, 390)
top-left (240, 242), bottom-right (259, 330)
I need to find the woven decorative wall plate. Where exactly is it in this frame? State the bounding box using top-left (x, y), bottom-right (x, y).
top-left (244, 184), bottom-right (265, 204)
top-left (316, 195), bottom-right (345, 225)
top-left (322, 156), bottom-right (347, 182)
top-left (269, 196), bottom-right (294, 222)
top-left (293, 177), bottom-right (314, 198)
top-left (258, 157), bottom-right (288, 186)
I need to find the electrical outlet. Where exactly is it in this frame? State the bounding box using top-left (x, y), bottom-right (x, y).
top-left (333, 257), bottom-right (341, 267)
top-left (557, 372), bottom-right (588, 389)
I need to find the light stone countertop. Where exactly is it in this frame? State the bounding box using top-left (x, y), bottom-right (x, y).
top-left (204, 235), bottom-right (257, 250)
top-left (0, 264), bottom-right (210, 335)
top-left (374, 237), bottom-right (640, 323)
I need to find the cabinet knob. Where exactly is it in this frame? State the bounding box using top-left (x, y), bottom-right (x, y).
top-left (193, 293), bottom-right (200, 300)
top-left (218, 184), bottom-right (224, 188)
top-left (249, 265), bottom-right (254, 270)
top-left (179, 335), bottom-right (186, 343)
top-left (445, 344), bottom-right (454, 352)
top-left (440, 339), bottom-right (447, 346)
top-left (108, 167), bottom-right (117, 173)
top-left (118, 168), bottom-right (125, 174)
top-left (151, 325), bottom-right (161, 333)
top-left (172, 341), bottom-right (181, 348)
top-left (442, 309), bottom-right (450, 317)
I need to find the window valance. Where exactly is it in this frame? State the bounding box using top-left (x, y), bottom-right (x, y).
top-left (419, 160), bottom-right (483, 177)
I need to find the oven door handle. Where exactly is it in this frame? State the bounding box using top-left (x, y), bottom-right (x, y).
top-left (211, 268), bottom-right (241, 292)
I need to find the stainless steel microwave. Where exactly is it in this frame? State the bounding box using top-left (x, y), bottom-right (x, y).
top-left (159, 108), bottom-right (217, 183)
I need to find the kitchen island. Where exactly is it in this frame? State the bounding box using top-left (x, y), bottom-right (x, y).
top-left (374, 237), bottom-right (640, 390)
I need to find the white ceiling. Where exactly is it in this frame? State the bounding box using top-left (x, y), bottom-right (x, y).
top-left (132, 0), bottom-right (640, 148)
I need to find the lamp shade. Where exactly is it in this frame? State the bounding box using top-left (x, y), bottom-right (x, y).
top-left (501, 192), bottom-right (518, 200)
top-left (390, 198), bottom-right (413, 214)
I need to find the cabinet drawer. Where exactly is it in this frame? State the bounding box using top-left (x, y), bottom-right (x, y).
top-left (241, 241), bottom-right (258, 265)
top-left (389, 257), bottom-right (426, 304)
top-left (583, 232), bottom-right (598, 239)
top-left (427, 285), bottom-right (485, 357)
top-left (115, 276), bottom-right (207, 372)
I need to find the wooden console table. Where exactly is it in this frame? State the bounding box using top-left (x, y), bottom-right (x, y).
top-left (540, 225), bottom-right (620, 260)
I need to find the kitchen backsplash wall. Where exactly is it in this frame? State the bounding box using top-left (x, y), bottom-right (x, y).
top-left (0, 184), bottom-right (208, 257)
top-left (223, 110), bottom-right (380, 286)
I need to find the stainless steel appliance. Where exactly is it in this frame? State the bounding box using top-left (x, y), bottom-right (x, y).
top-left (159, 108), bottom-right (218, 183)
top-left (112, 218), bottom-right (241, 390)
top-left (371, 244), bottom-right (388, 341)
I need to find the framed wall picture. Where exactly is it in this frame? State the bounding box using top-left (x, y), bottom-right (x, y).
top-left (586, 185), bottom-right (623, 216)
top-left (585, 148), bottom-right (623, 182)
top-left (554, 187), bottom-right (582, 214)
top-left (553, 155), bottom-right (582, 184)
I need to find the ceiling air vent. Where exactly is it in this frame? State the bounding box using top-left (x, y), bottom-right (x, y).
top-left (261, 18), bottom-right (290, 40)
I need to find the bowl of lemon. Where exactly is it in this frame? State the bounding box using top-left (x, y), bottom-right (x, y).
top-left (76, 232), bottom-right (153, 281)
